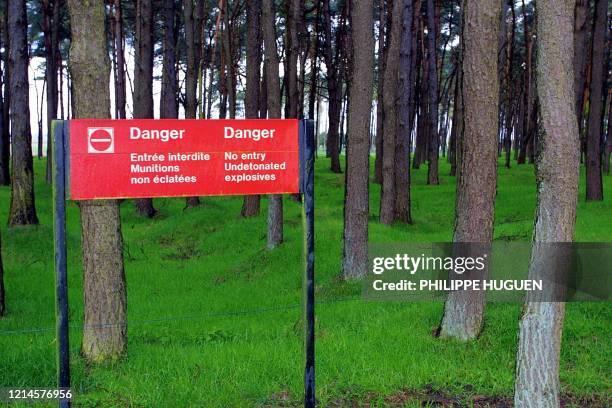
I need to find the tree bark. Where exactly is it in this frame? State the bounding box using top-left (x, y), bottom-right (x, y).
top-left (374, 0), bottom-right (386, 184)
top-left (133, 0), bottom-right (157, 217)
top-left (379, 0), bottom-right (405, 225)
top-left (114, 0), bottom-right (126, 119)
top-left (342, 0), bottom-right (374, 279)
top-left (449, 54), bottom-right (463, 177)
top-left (322, 0), bottom-right (343, 173)
top-left (394, 0), bottom-right (415, 223)
top-left (183, 0), bottom-right (202, 208)
top-left (307, 1), bottom-right (321, 121)
top-left (42, 0), bottom-right (59, 184)
top-left (517, 0), bottom-right (532, 165)
top-left (0, 18), bottom-right (7, 186)
top-left (7, 0), bottom-right (38, 227)
top-left (503, 0), bottom-right (516, 169)
top-left (161, 0), bottom-right (178, 119)
top-left (439, 0), bottom-right (500, 340)
top-left (262, 0), bottom-right (283, 248)
top-left (426, 0), bottom-right (439, 185)
top-left (0, 9), bottom-right (9, 186)
top-left (222, 0), bottom-right (236, 119)
top-left (68, 0), bottom-right (127, 362)
top-left (287, 0), bottom-right (300, 118)
top-left (585, 0), bottom-right (605, 201)
top-left (604, 94), bottom-right (611, 175)
top-left (241, 0), bottom-right (262, 217)
top-left (573, 0), bottom-right (589, 126)
top-left (514, 0), bottom-right (579, 404)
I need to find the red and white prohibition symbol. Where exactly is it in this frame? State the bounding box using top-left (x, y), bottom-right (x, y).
top-left (87, 127), bottom-right (115, 153)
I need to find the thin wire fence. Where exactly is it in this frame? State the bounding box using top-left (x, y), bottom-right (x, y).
top-left (0, 296), bottom-right (364, 337)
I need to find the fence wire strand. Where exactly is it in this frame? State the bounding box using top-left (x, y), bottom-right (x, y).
top-left (0, 296), bottom-right (363, 337)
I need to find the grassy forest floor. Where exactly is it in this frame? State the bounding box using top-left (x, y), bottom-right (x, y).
top-left (0, 158), bottom-right (610, 407)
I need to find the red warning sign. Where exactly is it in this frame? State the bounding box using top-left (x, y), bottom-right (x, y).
top-left (68, 119), bottom-right (300, 200)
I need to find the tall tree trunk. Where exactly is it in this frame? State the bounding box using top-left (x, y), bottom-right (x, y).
top-left (605, 94), bottom-right (611, 175)
top-left (184, 0), bottom-right (202, 208)
top-left (426, 0), bottom-right (439, 184)
top-left (133, 0), bottom-right (157, 217)
top-left (161, 0), bottom-right (178, 119)
top-left (517, 0), bottom-right (532, 165)
top-left (222, 0), bottom-right (235, 119)
top-left (438, 0), bottom-right (500, 340)
top-left (374, 0), bottom-right (386, 184)
top-left (322, 0), bottom-right (343, 173)
top-left (307, 0), bottom-right (321, 121)
top-left (68, 0), bottom-right (127, 362)
top-left (394, 0), bottom-right (415, 223)
top-left (379, 0), bottom-right (403, 225)
top-left (287, 0), bottom-right (300, 118)
top-left (503, 0), bottom-right (516, 169)
top-left (0, 43), bottom-right (7, 187)
top-left (449, 52), bottom-right (463, 177)
top-left (114, 0), bottom-right (126, 119)
top-left (514, 0), bottom-right (579, 404)
top-left (7, 0), bottom-right (38, 227)
top-left (413, 7), bottom-right (428, 170)
top-left (262, 0), bottom-right (284, 248)
top-left (342, 0), bottom-right (374, 279)
top-left (241, 0), bottom-right (262, 217)
top-left (585, 0), bottom-right (606, 201)
top-left (0, 9), bottom-right (9, 186)
top-left (42, 0), bottom-right (59, 184)
top-left (0, 8), bottom-right (11, 186)
top-left (573, 0), bottom-right (589, 127)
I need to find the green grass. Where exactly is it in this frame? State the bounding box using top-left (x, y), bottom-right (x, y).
top-left (0, 157), bottom-right (610, 407)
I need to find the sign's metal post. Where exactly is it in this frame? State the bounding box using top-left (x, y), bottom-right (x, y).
top-left (301, 120), bottom-right (316, 408)
top-left (53, 120), bottom-right (71, 408)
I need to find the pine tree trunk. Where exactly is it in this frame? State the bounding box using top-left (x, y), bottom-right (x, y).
top-left (241, 0), bottom-right (262, 217)
top-left (514, 1), bottom-right (579, 404)
top-left (426, 0), bottom-right (439, 185)
top-left (262, 0), bottom-right (283, 249)
top-left (379, 0), bottom-right (403, 225)
top-left (287, 0), bottom-right (300, 118)
top-left (439, 0), bottom-right (500, 340)
top-left (222, 0), bottom-right (236, 119)
top-left (161, 0), bottom-right (178, 119)
top-left (0, 21), bottom-right (7, 186)
top-left (374, 0), bottom-right (386, 184)
top-left (449, 57), bottom-right (462, 177)
top-left (322, 0), bottom-right (343, 173)
top-left (68, 0), bottom-right (127, 363)
top-left (7, 0), bottom-right (38, 227)
top-left (183, 0), bottom-right (201, 208)
top-left (517, 0), bottom-right (532, 165)
top-left (342, 0), bottom-right (374, 279)
top-left (585, 0), bottom-right (605, 201)
top-left (394, 0), bottom-right (415, 223)
top-left (307, 1), bottom-right (320, 121)
top-left (42, 0), bottom-right (59, 185)
top-left (604, 95), bottom-right (611, 175)
top-left (114, 0), bottom-right (126, 119)
top-left (503, 0), bottom-right (516, 169)
top-left (573, 0), bottom-right (589, 126)
top-left (133, 0), bottom-right (157, 217)
top-left (0, 8), bottom-right (8, 186)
